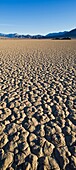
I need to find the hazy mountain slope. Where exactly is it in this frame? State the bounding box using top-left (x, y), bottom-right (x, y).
top-left (0, 28), bottom-right (76, 38)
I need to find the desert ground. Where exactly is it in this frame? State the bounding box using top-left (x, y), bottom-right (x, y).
top-left (0, 39), bottom-right (76, 170)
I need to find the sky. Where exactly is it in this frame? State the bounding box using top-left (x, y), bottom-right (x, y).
top-left (0, 0), bottom-right (76, 35)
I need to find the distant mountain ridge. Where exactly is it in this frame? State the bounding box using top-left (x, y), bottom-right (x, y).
top-left (46, 31), bottom-right (67, 38)
top-left (0, 28), bottom-right (76, 39)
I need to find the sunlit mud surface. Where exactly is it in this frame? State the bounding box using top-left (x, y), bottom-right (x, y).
top-left (0, 40), bottom-right (76, 170)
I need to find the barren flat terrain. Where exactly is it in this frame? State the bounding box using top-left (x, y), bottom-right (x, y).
top-left (0, 40), bottom-right (76, 170)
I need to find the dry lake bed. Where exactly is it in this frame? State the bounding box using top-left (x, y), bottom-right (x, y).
top-left (0, 39), bottom-right (76, 170)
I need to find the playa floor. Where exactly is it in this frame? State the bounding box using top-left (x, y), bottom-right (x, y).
top-left (0, 40), bottom-right (76, 170)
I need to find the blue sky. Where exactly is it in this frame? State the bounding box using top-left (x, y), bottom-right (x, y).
top-left (0, 0), bottom-right (76, 35)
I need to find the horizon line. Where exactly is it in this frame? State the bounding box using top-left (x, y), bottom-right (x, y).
top-left (0, 27), bottom-right (76, 36)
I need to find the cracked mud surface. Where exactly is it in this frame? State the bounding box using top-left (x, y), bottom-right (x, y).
top-left (0, 40), bottom-right (76, 170)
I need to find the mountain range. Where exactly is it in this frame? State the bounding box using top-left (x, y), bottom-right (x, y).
top-left (0, 28), bottom-right (76, 39)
